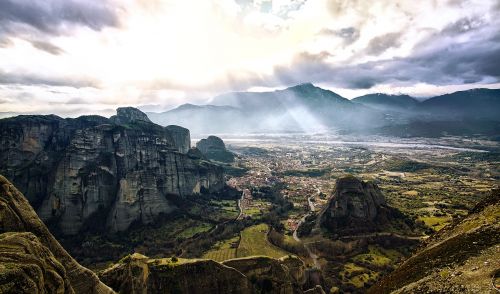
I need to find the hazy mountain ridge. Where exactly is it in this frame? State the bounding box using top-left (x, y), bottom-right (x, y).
top-left (148, 84), bottom-right (500, 136)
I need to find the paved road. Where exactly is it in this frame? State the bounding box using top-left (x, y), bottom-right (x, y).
top-left (237, 191), bottom-right (244, 220)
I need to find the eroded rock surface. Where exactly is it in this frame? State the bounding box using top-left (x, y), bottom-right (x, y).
top-left (0, 108), bottom-right (224, 234)
top-left (0, 175), bottom-right (115, 293)
top-left (320, 175), bottom-right (407, 235)
top-left (196, 135), bottom-right (235, 163)
top-left (165, 125), bottom-right (190, 153)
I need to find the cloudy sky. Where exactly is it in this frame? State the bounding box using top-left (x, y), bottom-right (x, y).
top-left (1, 0), bottom-right (499, 117)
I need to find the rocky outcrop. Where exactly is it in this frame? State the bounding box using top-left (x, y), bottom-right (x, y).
top-left (100, 254), bottom-right (309, 294)
top-left (110, 107), bottom-right (152, 124)
top-left (368, 189), bottom-right (500, 294)
top-left (0, 108), bottom-right (224, 235)
top-left (165, 125), bottom-right (190, 153)
top-left (100, 254), bottom-right (253, 294)
top-left (320, 175), bottom-right (405, 235)
top-left (0, 175), bottom-right (115, 293)
top-left (196, 136), bottom-right (235, 163)
top-left (222, 255), bottom-right (306, 293)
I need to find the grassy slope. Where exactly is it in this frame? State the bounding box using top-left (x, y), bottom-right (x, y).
top-left (368, 190), bottom-right (500, 293)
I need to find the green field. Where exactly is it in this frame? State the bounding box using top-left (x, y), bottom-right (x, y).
top-left (418, 215), bottom-right (452, 231)
top-left (237, 223), bottom-right (289, 258)
top-left (177, 222), bottom-right (213, 239)
top-left (202, 236), bottom-right (239, 261)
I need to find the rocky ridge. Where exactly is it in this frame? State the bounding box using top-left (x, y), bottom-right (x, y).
top-left (99, 253), bottom-right (308, 294)
top-left (0, 108), bottom-right (224, 235)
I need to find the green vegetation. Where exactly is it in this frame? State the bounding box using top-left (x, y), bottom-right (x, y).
top-left (280, 168), bottom-right (331, 177)
top-left (177, 222), bottom-right (213, 239)
top-left (385, 158), bottom-right (431, 172)
top-left (202, 236), bottom-right (239, 261)
top-left (237, 224), bottom-right (289, 258)
top-left (418, 215), bottom-right (452, 231)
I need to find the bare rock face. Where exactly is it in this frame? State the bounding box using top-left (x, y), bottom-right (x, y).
top-left (0, 175), bottom-right (115, 293)
top-left (165, 125), bottom-right (190, 153)
top-left (0, 108), bottom-right (224, 235)
top-left (196, 135), bottom-right (235, 163)
top-left (321, 175), bottom-right (395, 235)
top-left (110, 107), bottom-right (152, 124)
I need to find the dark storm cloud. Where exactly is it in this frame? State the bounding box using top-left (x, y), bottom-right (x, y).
top-left (30, 40), bottom-right (64, 55)
top-left (365, 32), bottom-right (403, 55)
top-left (0, 0), bottom-right (120, 36)
top-left (273, 29), bottom-right (500, 89)
top-left (442, 17), bottom-right (485, 35)
top-left (0, 70), bottom-right (99, 88)
top-left (319, 27), bottom-right (360, 45)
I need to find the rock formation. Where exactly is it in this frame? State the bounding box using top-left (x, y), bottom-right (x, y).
top-left (368, 189), bottom-right (500, 293)
top-left (165, 125), bottom-right (190, 153)
top-left (222, 256), bottom-right (306, 293)
top-left (0, 108), bottom-right (224, 235)
top-left (320, 175), bottom-right (406, 235)
top-left (110, 107), bottom-right (152, 124)
top-left (0, 174), bottom-right (115, 293)
top-left (99, 254), bottom-right (309, 294)
top-left (196, 136), bottom-right (235, 163)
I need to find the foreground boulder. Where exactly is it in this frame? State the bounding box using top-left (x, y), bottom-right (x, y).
top-left (0, 175), bottom-right (115, 293)
top-left (0, 108), bottom-right (224, 234)
top-left (196, 136), bottom-right (235, 163)
top-left (321, 175), bottom-right (411, 235)
top-left (368, 189), bottom-right (500, 294)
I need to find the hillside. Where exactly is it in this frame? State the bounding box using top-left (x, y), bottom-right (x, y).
top-left (352, 94), bottom-right (419, 112)
top-left (420, 88), bottom-right (500, 120)
top-left (368, 189), bottom-right (500, 293)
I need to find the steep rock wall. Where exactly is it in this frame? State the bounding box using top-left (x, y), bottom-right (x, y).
top-left (0, 109), bottom-right (224, 235)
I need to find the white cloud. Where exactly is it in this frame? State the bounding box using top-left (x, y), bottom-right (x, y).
top-left (0, 0), bottom-right (499, 116)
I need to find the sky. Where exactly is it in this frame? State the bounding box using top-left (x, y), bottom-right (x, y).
top-left (0, 0), bottom-right (499, 117)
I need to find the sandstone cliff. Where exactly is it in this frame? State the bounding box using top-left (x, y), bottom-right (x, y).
top-left (368, 189), bottom-right (500, 294)
top-left (0, 175), bottom-right (115, 293)
top-left (196, 135), bottom-right (235, 163)
top-left (0, 108), bottom-right (224, 235)
top-left (320, 175), bottom-right (410, 235)
top-left (165, 125), bottom-right (190, 153)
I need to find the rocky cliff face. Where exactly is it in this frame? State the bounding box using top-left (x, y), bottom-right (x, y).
top-left (0, 108), bottom-right (224, 235)
top-left (0, 175), bottom-right (115, 293)
top-left (320, 175), bottom-right (404, 235)
top-left (196, 136), bottom-right (235, 163)
top-left (165, 125), bottom-right (190, 153)
top-left (99, 253), bottom-right (309, 294)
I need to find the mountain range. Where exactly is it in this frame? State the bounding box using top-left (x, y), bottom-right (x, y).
top-left (148, 84), bottom-right (500, 136)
